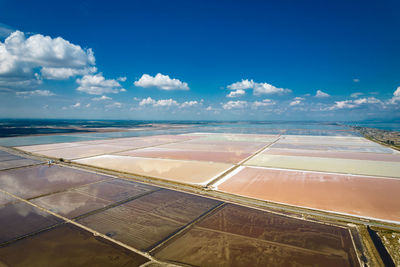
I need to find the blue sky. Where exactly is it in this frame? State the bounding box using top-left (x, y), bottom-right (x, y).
top-left (0, 0), bottom-right (399, 121)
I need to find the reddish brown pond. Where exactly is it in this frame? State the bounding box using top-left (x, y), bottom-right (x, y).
top-left (155, 204), bottom-right (358, 267)
top-left (217, 166), bottom-right (400, 222)
top-left (0, 165), bottom-right (110, 200)
top-left (0, 223), bottom-right (149, 266)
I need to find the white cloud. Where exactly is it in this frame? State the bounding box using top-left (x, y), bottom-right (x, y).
top-left (76, 73), bottom-right (124, 95)
top-left (252, 99), bottom-right (275, 108)
top-left (139, 97), bottom-right (199, 108)
top-left (227, 79), bottom-right (255, 90)
top-left (72, 102), bottom-right (81, 108)
top-left (388, 87), bottom-right (400, 104)
top-left (327, 97), bottom-right (383, 110)
top-left (354, 97), bottom-right (382, 105)
top-left (180, 100), bottom-right (198, 108)
top-left (0, 31), bottom-right (95, 90)
top-left (117, 76), bottom-right (127, 82)
top-left (253, 82), bottom-right (291, 95)
top-left (16, 89), bottom-right (55, 97)
top-left (289, 97), bottom-right (304, 106)
top-left (41, 66), bottom-right (97, 80)
top-left (227, 79), bottom-right (291, 96)
top-left (206, 106), bottom-right (213, 111)
top-left (139, 97), bottom-right (179, 107)
top-left (92, 95), bottom-right (111, 101)
top-left (154, 99), bottom-right (179, 107)
top-left (105, 102), bottom-right (122, 109)
top-left (222, 100), bottom-right (248, 110)
top-left (85, 103), bottom-right (91, 108)
top-left (315, 90), bottom-right (329, 98)
top-left (328, 100), bottom-right (357, 110)
top-left (350, 92), bottom-right (363, 98)
top-left (353, 78), bottom-right (360, 83)
top-left (134, 73), bottom-right (189, 90)
top-left (139, 97), bottom-right (156, 106)
top-left (394, 87), bottom-right (400, 97)
top-left (226, 89), bottom-right (245, 98)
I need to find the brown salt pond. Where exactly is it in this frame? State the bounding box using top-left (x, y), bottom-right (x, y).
top-left (77, 189), bottom-right (221, 251)
top-left (263, 148), bottom-right (400, 162)
top-left (0, 223), bottom-right (150, 266)
top-left (116, 147), bottom-right (252, 164)
top-left (0, 158), bottom-right (41, 171)
top-left (122, 189), bottom-right (222, 223)
top-left (0, 201), bottom-right (62, 244)
top-left (154, 204), bottom-right (358, 267)
top-left (74, 178), bottom-right (159, 202)
top-left (215, 166), bottom-right (400, 222)
top-left (0, 165), bottom-right (110, 200)
top-left (0, 191), bottom-right (17, 206)
top-left (78, 204), bottom-right (185, 251)
top-left (31, 191), bottom-right (111, 219)
top-left (74, 155), bottom-right (233, 186)
top-left (0, 153), bottom-right (24, 162)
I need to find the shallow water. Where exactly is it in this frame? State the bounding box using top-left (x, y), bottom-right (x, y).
top-left (0, 121), bottom-right (358, 147)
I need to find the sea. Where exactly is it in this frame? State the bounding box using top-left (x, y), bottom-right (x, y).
top-left (0, 119), bottom-right (396, 147)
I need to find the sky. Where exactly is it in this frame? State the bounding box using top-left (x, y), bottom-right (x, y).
top-left (0, 0), bottom-right (399, 121)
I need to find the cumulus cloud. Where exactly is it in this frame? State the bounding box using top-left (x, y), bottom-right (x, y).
top-left (327, 97), bottom-right (383, 110)
top-left (105, 102), bottom-right (122, 109)
top-left (353, 97), bottom-right (382, 105)
top-left (139, 97), bottom-right (180, 107)
top-left (180, 100), bottom-right (198, 108)
top-left (350, 92), bottom-right (363, 98)
top-left (222, 100), bottom-right (248, 110)
top-left (227, 79), bottom-right (291, 96)
top-left (72, 102), bottom-right (81, 108)
top-left (154, 99), bottom-right (179, 107)
top-left (353, 78), bottom-right (360, 83)
top-left (117, 76), bottom-right (127, 82)
top-left (227, 79), bottom-right (255, 90)
top-left (227, 89), bottom-right (245, 98)
top-left (139, 97), bottom-right (156, 106)
top-left (289, 97), bottom-right (305, 106)
top-left (134, 73), bottom-right (189, 90)
top-left (76, 73), bottom-right (125, 95)
top-left (327, 100), bottom-right (357, 110)
top-left (252, 99), bottom-right (275, 108)
top-left (388, 87), bottom-right (400, 104)
top-left (253, 82), bottom-right (291, 95)
top-left (92, 95), bottom-right (111, 101)
top-left (0, 30), bottom-right (95, 90)
top-left (41, 66), bottom-right (97, 80)
top-left (16, 89), bottom-right (55, 97)
top-left (315, 90), bottom-right (329, 98)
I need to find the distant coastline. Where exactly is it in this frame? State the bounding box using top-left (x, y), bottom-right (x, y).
top-left (349, 125), bottom-right (400, 151)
